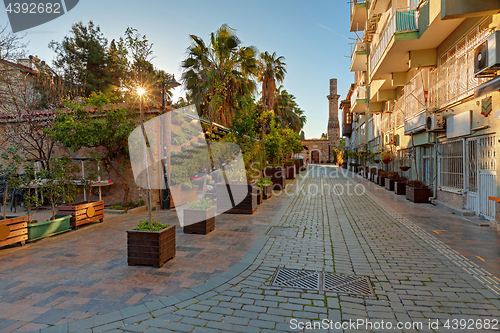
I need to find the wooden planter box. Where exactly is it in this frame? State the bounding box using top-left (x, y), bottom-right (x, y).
top-left (257, 188), bottom-right (262, 205)
top-left (385, 179), bottom-right (395, 191)
top-left (263, 167), bottom-right (286, 191)
top-left (0, 216), bottom-right (27, 248)
top-left (285, 165), bottom-right (296, 179)
top-left (27, 215), bottom-right (71, 242)
top-left (378, 176), bottom-right (386, 187)
top-left (57, 200), bottom-right (104, 229)
top-left (406, 186), bottom-right (431, 203)
top-left (127, 225), bottom-right (176, 268)
top-left (394, 182), bottom-right (406, 195)
top-left (216, 183), bottom-right (258, 214)
top-left (262, 184), bottom-right (272, 200)
top-left (183, 207), bottom-right (215, 235)
top-left (294, 161), bottom-right (301, 174)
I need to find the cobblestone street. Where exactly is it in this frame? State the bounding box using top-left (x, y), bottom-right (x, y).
top-left (3, 166), bottom-right (500, 332)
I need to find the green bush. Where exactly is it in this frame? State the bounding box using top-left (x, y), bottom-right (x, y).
top-left (256, 177), bottom-right (273, 188)
top-left (187, 198), bottom-right (214, 210)
top-left (133, 217), bottom-right (169, 231)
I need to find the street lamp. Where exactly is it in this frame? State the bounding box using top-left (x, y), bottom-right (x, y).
top-left (137, 86), bottom-right (153, 225)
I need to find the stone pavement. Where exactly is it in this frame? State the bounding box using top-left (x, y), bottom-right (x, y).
top-left (0, 187), bottom-right (293, 332)
top-left (3, 166), bottom-right (500, 332)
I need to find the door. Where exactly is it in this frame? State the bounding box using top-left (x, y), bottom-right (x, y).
top-left (466, 135), bottom-right (496, 220)
top-left (311, 150), bottom-right (320, 164)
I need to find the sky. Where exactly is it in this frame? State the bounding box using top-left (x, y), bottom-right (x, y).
top-left (0, 0), bottom-right (354, 139)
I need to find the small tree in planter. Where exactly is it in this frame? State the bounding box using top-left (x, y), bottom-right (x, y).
top-left (0, 146), bottom-right (25, 220)
top-left (18, 162), bottom-right (43, 224)
top-left (40, 156), bottom-right (78, 220)
top-left (385, 172), bottom-right (399, 191)
top-left (183, 198), bottom-right (215, 235)
top-left (406, 180), bottom-right (431, 203)
top-left (264, 118), bottom-right (285, 190)
top-left (394, 176), bottom-right (407, 195)
top-left (257, 177), bottom-right (273, 200)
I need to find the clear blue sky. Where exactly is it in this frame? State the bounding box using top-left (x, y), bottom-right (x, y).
top-left (1, 0), bottom-right (353, 139)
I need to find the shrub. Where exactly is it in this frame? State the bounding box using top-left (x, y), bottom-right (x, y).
top-left (187, 198), bottom-right (214, 210)
top-left (256, 177), bottom-right (273, 188)
top-left (406, 180), bottom-right (429, 189)
top-left (133, 217), bottom-right (169, 231)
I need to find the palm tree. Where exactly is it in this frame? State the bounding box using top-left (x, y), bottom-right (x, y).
top-left (181, 24), bottom-right (258, 127)
top-left (258, 51), bottom-right (286, 113)
top-left (275, 87), bottom-right (307, 132)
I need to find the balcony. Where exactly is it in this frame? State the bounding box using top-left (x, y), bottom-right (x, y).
top-left (350, 42), bottom-right (367, 72)
top-left (350, 0), bottom-right (367, 32)
top-left (428, 27), bottom-right (490, 109)
top-left (342, 105), bottom-right (353, 137)
top-left (369, 6), bottom-right (419, 76)
top-left (350, 85), bottom-right (367, 114)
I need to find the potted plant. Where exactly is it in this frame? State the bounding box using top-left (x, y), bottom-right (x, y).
top-left (257, 177), bottom-right (273, 200)
top-left (57, 159), bottom-right (105, 229)
top-left (406, 180), bottom-right (431, 203)
top-left (394, 176), bottom-right (407, 195)
top-left (217, 168), bottom-right (258, 214)
top-left (127, 218), bottom-right (175, 268)
top-left (183, 198), bottom-right (215, 235)
top-left (400, 165), bottom-right (411, 171)
top-left (264, 119), bottom-right (286, 190)
top-left (27, 157), bottom-right (75, 242)
top-left (385, 172), bottom-right (399, 191)
top-left (377, 170), bottom-right (386, 187)
top-left (381, 151), bottom-right (393, 164)
top-left (284, 160), bottom-right (296, 180)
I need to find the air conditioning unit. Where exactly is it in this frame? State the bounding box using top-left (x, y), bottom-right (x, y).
top-left (426, 112), bottom-right (444, 131)
top-left (384, 133), bottom-right (395, 145)
top-left (474, 31), bottom-right (500, 77)
top-left (385, 100), bottom-right (394, 113)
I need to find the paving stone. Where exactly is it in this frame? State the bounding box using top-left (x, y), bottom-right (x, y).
top-left (121, 324), bottom-right (149, 333)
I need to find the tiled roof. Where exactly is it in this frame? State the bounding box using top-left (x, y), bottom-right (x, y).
top-left (0, 58), bottom-right (38, 74)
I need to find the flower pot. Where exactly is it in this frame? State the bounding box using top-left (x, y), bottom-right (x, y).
top-left (262, 184), bottom-right (272, 200)
top-left (257, 188), bottom-right (262, 205)
top-left (57, 200), bottom-right (104, 229)
top-left (0, 216), bottom-right (27, 248)
top-left (183, 207), bottom-right (215, 235)
top-left (127, 225), bottom-right (176, 268)
top-left (378, 176), bottom-right (386, 187)
top-left (285, 164), bottom-right (296, 180)
top-left (216, 183), bottom-right (258, 214)
top-left (382, 157), bottom-right (392, 164)
top-left (406, 186), bottom-right (431, 203)
top-left (385, 179), bottom-right (395, 191)
top-left (400, 166), bottom-right (410, 171)
top-left (27, 215), bottom-right (71, 242)
top-left (394, 182), bottom-right (406, 195)
top-left (373, 159), bottom-right (380, 163)
top-left (263, 167), bottom-right (286, 191)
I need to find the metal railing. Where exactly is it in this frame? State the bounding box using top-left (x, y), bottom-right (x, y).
top-left (350, 84), bottom-right (367, 107)
top-left (428, 28), bottom-right (490, 109)
top-left (370, 6), bottom-right (418, 73)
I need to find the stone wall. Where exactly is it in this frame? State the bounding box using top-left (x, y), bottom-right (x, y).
top-left (436, 189), bottom-right (466, 210)
top-left (299, 139), bottom-right (331, 163)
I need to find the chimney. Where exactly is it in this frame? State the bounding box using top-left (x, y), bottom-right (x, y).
top-left (329, 78), bottom-right (337, 95)
top-left (17, 56), bottom-right (32, 69)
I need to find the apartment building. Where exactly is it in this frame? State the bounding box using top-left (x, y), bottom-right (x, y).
top-left (343, 0), bottom-right (500, 225)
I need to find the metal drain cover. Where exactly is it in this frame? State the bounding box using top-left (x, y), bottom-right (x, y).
top-left (268, 227), bottom-right (297, 237)
top-left (272, 268), bottom-right (320, 290)
top-left (323, 273), bottom-right (374, 296)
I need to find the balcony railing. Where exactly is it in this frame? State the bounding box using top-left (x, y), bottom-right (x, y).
top-left (370, 6), bottom-right (418, 73)
top-left (351, 0), bottom-right (366, 19)
top-left (350, 41), bottom-right (367, 72)
top-left (350, 84), bottom-right (367, 106)
top-left (428, 28), bottom-right (490, 109)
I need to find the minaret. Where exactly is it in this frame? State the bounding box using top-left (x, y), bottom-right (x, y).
top-left (327, 79), bottom-right (340, 161)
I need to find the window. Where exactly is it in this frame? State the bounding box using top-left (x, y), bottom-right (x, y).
top-left (421, 145), bottom-right (433, 188)
top-left (438, 140), bottom-right (464, 191)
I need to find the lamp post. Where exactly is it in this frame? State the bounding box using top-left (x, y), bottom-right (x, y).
top-left (160, 75), bottom-right (181, 210)
top-left (137, 86), bottom-right (153, 225)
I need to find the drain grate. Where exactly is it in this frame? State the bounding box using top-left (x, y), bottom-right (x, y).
top-left (272, 268), bottom-right (320, 290)
top-left (323, 273), bottom-right (374, 296)
top-left (270, 268), bottom-right (375, 296)
top-left (267, 227), bottom-right (298, 237)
